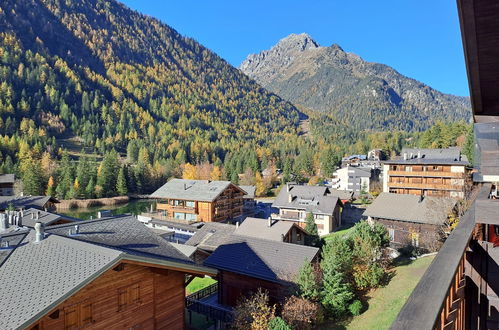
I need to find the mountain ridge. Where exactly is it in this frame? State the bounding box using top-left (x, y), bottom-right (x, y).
top-left (240, 33), bottom-right (471, 131)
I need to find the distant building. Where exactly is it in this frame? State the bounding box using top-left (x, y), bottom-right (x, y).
top-left (234, 217), bottom-right (307, 245)
top-left (0, 174), bottom-right (15, 196)
top-left (330, 166), bottom-right (378, 194)
top-left (238, 185), bottom-right (256, 216)
top-left (341, 154), bottom-right (367, 167)
top-left (13, 208), bottom-right (79, 228)
top-left (150, 179), bottom-right (247, 223)
top-left (367, 149), bottom-right (386, 161)
top-left (0, 195), bottom-right (59, 211)
top-left (271, 184), bottom-right (343, 235)
top-left (204, 236), bottom-right (319, 306)
top-left (382, 147), bottom-right (472, 199)
top-left (363, 192), bottom-right (457, 251)
top-left (0, 215), bottom-right (215, 330)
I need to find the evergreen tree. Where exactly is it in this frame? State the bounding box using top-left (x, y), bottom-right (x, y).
top-left (21, 158), bottom-right (44, 195)
top-left (297, 262), bottom-right (321, 302)
top-left (116, 166), bottom-right (128, 196)
top-left (85, 177), bottom-right (95, 198)
top-left (305, 212), bottom-right (320, 246)
top-left (96, 150), bottom-right (119, 197)
top-left (46, 176), bottom-right (55, 196)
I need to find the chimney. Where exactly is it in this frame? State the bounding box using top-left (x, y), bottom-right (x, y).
top-left (286, 184), bottom-right (290, 192)
top-left (36, 211), bottom-right (39, 220)
top-left (236, 222), bottom-right (239, 228)
top-left (288, 194), bottom-right (293, 203)
top-left (20, 209), bottom-right (24, 218)
top-left (74, 225), bottom-right (79, 235)
top-left (268, 217), bottom-right (272, 227)
top-left (184, 183), bottom-right (187, 190)
top-left (8, 213), bottom-right (12, 225)
top-left (31, 212), bottom-right (34, 220)
top-left (403, 153), bottom-right (407, 160)
top-left (17, 214), bottom-right (22, 227)
top-left (0, 214), bottom-right (8, 231)
top-left (34, 222), bottom-right (45, 243)
top-left (417, 151), bottom-right (421, 159)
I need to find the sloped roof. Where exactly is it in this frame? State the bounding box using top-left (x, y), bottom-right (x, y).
top-left (328, 189), bottom-right (354, 201)
top-left (0, 174), bottom-right (15, 184)
top-left (47, 215), bottom-right (191, 263)
top-left (0, 196), bottom-right (58, 210)
top-left (150, 178), bottom-right (245, 202)
top-left (204, 235), bottom-right (319, 284)
top-left (235, 217), bottom-right (304, 241)
top-left (239, 185), bottom-right (256, 199)
top-left (19, 208), bottom-right (80, 228)
top-left (385, 147), bottom-right (469, 165)
top-left (272, 184), bottom-right (340, 214)
top-left (363, 193), bottom-right (457, 225)
top-left (185, 222), bottom-right (236, 252)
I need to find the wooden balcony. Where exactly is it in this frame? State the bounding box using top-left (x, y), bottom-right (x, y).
top-left (388, 170), bottom-right (465, 178)
top-left (387, 181), bottom-right (463, 191)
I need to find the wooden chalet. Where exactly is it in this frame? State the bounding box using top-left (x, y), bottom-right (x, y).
top-left (0, 215), bottom-right (216, 330)
top-left (0, 174), bottom-right (15, 196)
top-left (150, 179), bottom-right (246, 223)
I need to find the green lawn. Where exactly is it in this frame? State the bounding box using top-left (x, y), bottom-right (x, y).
top-left (323, 225), bottom-right (355, 241)
top-left (321, 255), bottom-right (435, 330)
top-left (186, 276), bottom-right (217, 295)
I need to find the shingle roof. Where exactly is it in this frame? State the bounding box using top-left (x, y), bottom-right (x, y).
top-left (328, 189), bottom-right (354, 201)
top-left (150, 178), bottom-right (245, 202)
top-left (239, 185), bottom-right (256, 199)
top-left (235, 217), bottom-right (301, 241)
top-left (272, 184), bottom-right (340, 214)
top-left (185, 222), bottom-right (236, 252)
top-left (19, 208), bottom-right (80, 228)
top-left (0, 231), bottom-right (123, 330)
top-left (384, 147), bottom-right (469, 165)
top-left (0, 174), bottom-right (15, 184)
top-left (0, 196), bottom-right (58, 210)
top-left (204, 235), bottom-right (319, 284)
top-left (47, 215), bottom-right (192, 263)
top-left (0, 229), bottom-right (29, 267)
top-left (363, 193), bottom-right (457, 225)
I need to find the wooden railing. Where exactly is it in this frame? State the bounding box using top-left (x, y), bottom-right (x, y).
top-left (387, 181), bottom-right (463, 190)
top-left (388, 170), bottom-right (464, 178)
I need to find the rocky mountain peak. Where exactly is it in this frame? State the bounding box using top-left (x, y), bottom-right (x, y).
top-left (274, 33), bottom-right (320, 53)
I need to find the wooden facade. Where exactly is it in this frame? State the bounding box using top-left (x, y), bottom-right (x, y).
top-left (27, 261), bottom-right (187, 330)
top-left (374, 218), bottom-right (443, 252)
top-left (384, 164), bottom-right (472, 199)
top-left (156, 185), bottom-right (244, 223)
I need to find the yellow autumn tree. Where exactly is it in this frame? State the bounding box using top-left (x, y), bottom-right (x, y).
top-left (210, 166), bottom-right (222, 181)
top-left (255, 172), bottom-right (266, 197)
top-left (182, 163), bottom-right (198, 180)
top-left (46, 176), bottom-right (55, 196)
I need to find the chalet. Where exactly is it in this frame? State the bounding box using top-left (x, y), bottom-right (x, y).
top-left (150, 179), bottom-right (246, 223)
top-left (382, 147), bottom-right (472, 199)
top-left (204, 236), bottom-right (319, 306)
top-left (234, 217), bottom-right (307, 245)
top-left (272, 184), bottom-right (343, 235)
top-left (363, 193), bottom-right (457, 251)
top-left (15, 208), bottom-right (80, 228)
top-left (0, 195), bottom-right (59, 211)
top-left (0, 174), bottom-right (15, 196)
top-left (238, 185), bottom-right (256, 216)
top-left (0, 215), bottom-right (215, 330)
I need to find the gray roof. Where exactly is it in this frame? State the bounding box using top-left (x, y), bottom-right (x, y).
top-left (239, 185), bottom-right (256, 199)
top-left (204, 235), bottom-right (319, 284)
top-left (0, 216), bottom-right (216, 329)
top-left (235, 217), bottom-right (303, 241)
top-left (0, 229), bottom-right (29, 267)
top-left (150, 219), bottom-right (200, 233)
top-left (349, 167), bottom-right (372, 177)
top-left (272, 184), bottom-right (341, 214)
top-left (0, 196), bottom-right (58, 210)
top-left (170, 242), bottom-right (197, 258)
top-left (47, 215), bottom-right (192, 263)
top-left (0, 174), bottom-right (15, 184)
top-left (328, 189), bottom-right (354, 201)
top-left (185, 222), bottom-right (236, 252)
top-left (363, 193), bottom-right (457, 225)
top-left (150, 178), bottom-right (245, 202)
top-left (385, 147), bottom-right (469, 165)
top-left (19, 208), bottom-right (80, 228)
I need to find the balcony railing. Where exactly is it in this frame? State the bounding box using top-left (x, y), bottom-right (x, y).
top-left (388, 170), bottom-right (465, 178)
top-left (387, 181), bottom-right (464, 191)
top-left (391, 184), bottom-right (491, 330)
top-left (186, 283), bottom-right (233, 323)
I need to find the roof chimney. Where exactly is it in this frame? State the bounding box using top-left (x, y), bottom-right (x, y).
top-left (288, 194), bottom-right (293, 203)
top-left (236, 222), bottom-right (239, 228)
top-left (74, 225), bottom-right (79, 234)
top-left (0, 214), bottom-right (8, 231)
top-left (20, 209), bottom-right (24, 218)
top-left (184, 183), bottom-right (187, 190)
top-left (268, 217), bottom-right (272, 227)
top-left (403, 153), bottom-right (407, 160)
top-left (417, 151), bottom-right (421, 159)
top-left (286, 184), bottom-right (290, 192)
top-left (36, 211), bottom-right (39, 220)
top-left (34, 222), bottom-right (45, 243)
top-left (31, 212), bottom-right (34, 220)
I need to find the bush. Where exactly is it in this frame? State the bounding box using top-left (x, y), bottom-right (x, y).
top-left (352, 263), bottom-right (386, 290)
top-left (348, 300), bottom-right (363, 316)
top-left (282, 295), bottom-right (324, 329)
top-left (268, 317), bottom-right (292, 330)
top-left (233, 289), bottom-right (275, 330)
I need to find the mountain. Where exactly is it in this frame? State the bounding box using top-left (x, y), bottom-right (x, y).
top-left (0, 0), bottom-right (301, 164)
top-left (240, 33), bottom-right (472, 131)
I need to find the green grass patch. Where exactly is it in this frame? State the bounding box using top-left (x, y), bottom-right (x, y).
top-left (321, 255), bottom-right (435, 330)
top-left (186, 277), bottom-right (217, 295)
top-left (323, 225), bottom-right (355, 241)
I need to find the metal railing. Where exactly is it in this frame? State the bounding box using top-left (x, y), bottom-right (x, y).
top-left (186, 283), bottom-right (233, 323)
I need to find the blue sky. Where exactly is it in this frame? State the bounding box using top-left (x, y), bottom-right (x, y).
top-left (121, 0), bottom-right (469, 96)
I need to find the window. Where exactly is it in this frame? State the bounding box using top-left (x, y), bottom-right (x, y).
top-left (411, 233), bottom-right (419, 247)
top-left (297, 232), bottom-right (302, 241)
top-left (64, 302), bottom-right (93, 329)
top-left (388, 228), bottom-right (395, 241)
top-left (186, 201), bottom-right (195, 208)
top-left (118, 283), bottom-right (141, 312)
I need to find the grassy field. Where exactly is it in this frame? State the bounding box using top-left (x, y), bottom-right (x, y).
top-left (321, 255), bottom-right (435, 330)
top-left (186, 277), bottom-right (217, 295)
top-left (323, 225), bottom-right (355, 241)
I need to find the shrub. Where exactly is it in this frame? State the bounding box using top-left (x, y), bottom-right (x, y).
top-left (233, 288), bottom-right (275, 330)
top-left (348, 300), bottom-right (363, 316)
top-left (282, 295), bottom-right (324, 329)
top-left (268, 317), bottom-right (292, 330)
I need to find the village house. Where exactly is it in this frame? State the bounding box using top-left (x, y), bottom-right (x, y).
top-left (184, 222), bottom-right (236, 262)
top-left (0, 215), bottom-right (216, 330)
top-left (271, 184), bottom-right (343, 235)
top-left (0, 174), bottom-right (15, 196)
top-left (363, 192), bottom-right (457, 251)
top-left (150, 179), bottom-right (246, 223)
top-left (382, 147), bottom-right (472, 199)
top-left (0, 195), bottom-right (59, 211)
top-left (238, 185), bottom-right (256, 216)
top-left (234, 217), bottom-right (307, 245)
top-left (203, 236), bottom-right (319, 307)
top-left (330, 166), bottom-right (379, 195)
top-left (13, 208), bottom-right (80, 228)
